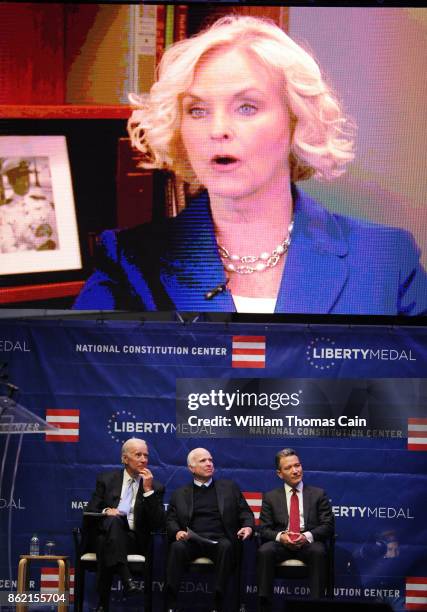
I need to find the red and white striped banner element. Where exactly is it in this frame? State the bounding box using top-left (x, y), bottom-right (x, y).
top-left (407, 418), bottom-right (427, 451)
top-left (40, 566), bottom-right (74, 602)
top-left (243, 491), bottom-right (262, 525)
top-left (232, 336), bottom-right (266, 368)
top-left (45, 409), bottom-right (80, 442)
top-left (405, 577), bottom-right (427, 610)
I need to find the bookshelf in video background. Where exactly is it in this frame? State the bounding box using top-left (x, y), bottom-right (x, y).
top-left (0, 4), bottom-right (288, 306)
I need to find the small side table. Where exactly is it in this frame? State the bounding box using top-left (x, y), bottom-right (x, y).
top-left (17, 554), bottom-right (70, 612)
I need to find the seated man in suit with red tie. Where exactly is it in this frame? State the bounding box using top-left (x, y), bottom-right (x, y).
top-left (256, 448), bottom-right (334, 612)
top-left (86, 437), bottom-right (165, 611)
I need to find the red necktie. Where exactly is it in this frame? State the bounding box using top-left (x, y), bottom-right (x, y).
top-left (288, 488), bottom-right (300, 540)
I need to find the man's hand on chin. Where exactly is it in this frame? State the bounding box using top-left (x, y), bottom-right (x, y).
top-left (139, 468), bottom-right (154, 492)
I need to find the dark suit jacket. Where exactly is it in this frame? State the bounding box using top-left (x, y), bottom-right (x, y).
top-left (259, 484), bottom-right (334, 543)
top-left (73, 185), bottom-right (427, 315)
top-left (166, 479), bottom-right (255, 543)
top-left (87, 469), bottom-right (165, 553)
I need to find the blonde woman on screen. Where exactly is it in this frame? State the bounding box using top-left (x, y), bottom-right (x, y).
top-left (74, 15), bottom-right (427, 315)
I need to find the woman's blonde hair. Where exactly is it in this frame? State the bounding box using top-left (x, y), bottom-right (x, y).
top-left (128, 14), bottom-right (355, 194)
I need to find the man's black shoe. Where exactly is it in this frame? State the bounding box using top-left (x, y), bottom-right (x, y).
top-left (123, 578), bottom-right (143, 596)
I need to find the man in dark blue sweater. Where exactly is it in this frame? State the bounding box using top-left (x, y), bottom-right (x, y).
top-left (165, 448), bottom-right (254, 612)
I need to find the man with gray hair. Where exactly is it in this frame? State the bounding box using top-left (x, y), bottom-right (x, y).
top-left (256, 448), bottom-right (334, 611)
top-left (86, 438), bottom-right (165, 611)
top-left (165, 447), bottom-right (254, 611)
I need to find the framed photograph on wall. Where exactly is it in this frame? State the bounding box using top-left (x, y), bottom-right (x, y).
top-left (0, 135), bottom-right (81, 276)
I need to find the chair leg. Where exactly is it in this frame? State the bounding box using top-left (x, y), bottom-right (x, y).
top-left (57, 559), bottom-right (69, 612)
top-left (326, 570), bottom-right (335, 598)
top-left (327, 543), bottom-right (335, 598)
top-left (74, 566), bottom-right (85, 612)
top-left (16, 559), bottom-right (29, 612)
top-left (144, 562), bottom-right (153, 612)
top-left (233, 563), bottom-right (241, 612)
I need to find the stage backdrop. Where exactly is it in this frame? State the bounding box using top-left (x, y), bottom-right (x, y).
top-left (1, 319), bottom-right (426, 611)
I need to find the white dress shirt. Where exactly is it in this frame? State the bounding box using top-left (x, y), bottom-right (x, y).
top-left (193, 478), bottom-right (213, 487)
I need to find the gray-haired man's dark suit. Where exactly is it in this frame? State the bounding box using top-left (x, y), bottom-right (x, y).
top-left (86, 469), bottom-right (165, 605)
top-left (257, 484), bottom-right (334, 603)
top-left (166, 479), bottom-right (255, 609)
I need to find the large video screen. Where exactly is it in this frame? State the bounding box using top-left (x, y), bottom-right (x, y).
top-left (1, 5), bottom-right (426, 317)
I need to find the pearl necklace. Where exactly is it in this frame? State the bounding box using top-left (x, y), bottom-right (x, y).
top-left (217, 220), bottom-right (294, 275)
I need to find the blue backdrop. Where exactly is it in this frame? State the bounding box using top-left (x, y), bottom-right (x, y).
top-left (1, 319), bottom-right (426, 611)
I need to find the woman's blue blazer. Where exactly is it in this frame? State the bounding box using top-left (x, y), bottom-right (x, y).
top-left (74, 186), bottom-right (427, 315)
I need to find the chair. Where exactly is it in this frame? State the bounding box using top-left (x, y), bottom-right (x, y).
top-left (72, 515), bottom-right (154, 612)
top-left (256, 532), bottom-right (335, 601)
top-left (17, 554), bottom-right (70, 612)
top-left (273, 533), bottom-right (335, 598)
top-left (191, 554), bottom-right (243, 612)
top-left (167, 546), bottom-right (244, 612)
